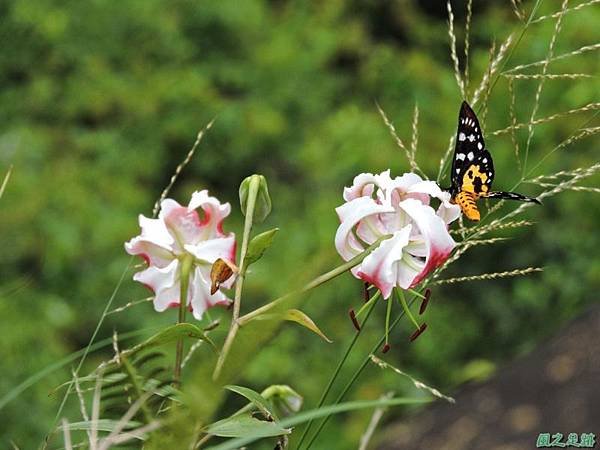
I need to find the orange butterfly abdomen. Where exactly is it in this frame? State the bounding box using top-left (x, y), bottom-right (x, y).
top-left (455, 191), bottom-right (480, 221)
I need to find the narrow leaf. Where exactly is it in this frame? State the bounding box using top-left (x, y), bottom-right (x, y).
top-left (207, 397), bottom-right (430, 450)
top-left (117, 324), bottom-right (215, 362)
top-left (244, 228), bottom-right (279, 268)
top-left (225, 385), bottom-right (277, 420)
top-left (282, 309), bottom-right (333, 343)
top-left (60, 419), bottom-right (141, 433)
top-left (205, 415), bottom-right (290, 438)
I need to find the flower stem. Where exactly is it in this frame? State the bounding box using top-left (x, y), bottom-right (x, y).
top-left (238, 236), bottom-right (391, 327)
top-left (174, 254), bottom-right (194, 387)
top-left (396, 288), bottom-right (420, 330)
top-left (384, 296), bottom-right (393, 347)
top-left (302, 295), bottom-right (418, 449)
top-left (213, 176), bottom-right (260, 380)
top-left (295, 293), bottom-right (379, 450)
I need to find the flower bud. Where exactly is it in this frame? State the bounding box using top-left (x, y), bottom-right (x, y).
top-left (262, 385), bottom-right (303, 418)
top-left (239, 174), bottom-right (272, 223)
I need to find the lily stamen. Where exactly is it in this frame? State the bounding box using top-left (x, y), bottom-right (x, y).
top-left (349, 309), bottom-right (361, 331)
top-left (419, 289), bottom-right (432, 315)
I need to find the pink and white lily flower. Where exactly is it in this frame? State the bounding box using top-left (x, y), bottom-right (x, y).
top-left (125, 190), bottom-right (237, 320)
top-left (335, 170), bottom-right (460, 299)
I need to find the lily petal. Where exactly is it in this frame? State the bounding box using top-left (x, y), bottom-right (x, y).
top-left (188, 190), bottom-right (232, 239)
top-left (335, 196), bottom-right (395, 261)
top-left (357, 225), bottom-right (412, 299)
top-left (133, 259), bottom-right (181, 312)
top-left (406, 180), bottom-right (461, 224)
top-left (160, 199), bottom-right (204, 250)
top-left (125, 215), bottom-right (175, 267)
top-left (398, 198), bottom-right (456, 288)
top-left (189, 266), bottom-right (231, 320)
top-left (184, 235), bottom-right (237, 267)
top-left (343, 172), bottom-right (380, 202)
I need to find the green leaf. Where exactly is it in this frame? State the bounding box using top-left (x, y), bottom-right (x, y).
top-left (282, 309), bottom-right (333, 343)
top-left (207, 397), bottom-right (430, 450)
top-left (0, 327), bottom-right (158, 411)
top-left (244, 228), bottom-right (279, 268)
top-left (120, 323), bottom-right (215, 360)
top-left (205, 415), bottom-right (290, 438)
top-left (225, 385), bottom-right (277, 420)
top-left (60, 419), bottom-right (141, 433)
top-left (239, 174), bottom-right (272, 223)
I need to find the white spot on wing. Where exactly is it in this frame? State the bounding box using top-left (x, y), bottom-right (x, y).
top-left (459, 132), bottom-right (466, 141)
top-left (478, 142), bottom-right (483, 150)
top-left (468, 134), bottom-right (475, 142)
top-left (467, 152), bottom-right (474, 161)
top-left (482, 157), bottom-right (487, 163)
top-left (456, 168), bottom-right (460, 173)
top-left (456, 153), bottom-right (466, 161)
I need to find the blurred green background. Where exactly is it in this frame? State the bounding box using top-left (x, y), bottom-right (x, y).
top-left (0, 0), bottom-right (598, 448)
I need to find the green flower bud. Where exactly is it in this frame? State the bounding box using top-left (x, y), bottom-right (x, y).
top-left (239, 174), bottom-right (272, 223)
top-left (262, 385), bottom-right (303, 418)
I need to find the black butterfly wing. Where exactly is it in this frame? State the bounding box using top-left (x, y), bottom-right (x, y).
top-left (451, 101), bottom-right (494, 196)
top-left (486, 191), bottom-right (541, 204)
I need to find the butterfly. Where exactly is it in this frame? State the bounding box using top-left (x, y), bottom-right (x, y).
top-left (448, 101), bottom-right (540, 221)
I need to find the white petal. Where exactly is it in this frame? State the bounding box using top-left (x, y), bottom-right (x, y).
top-left (188, 190), bottom-right (232, 239)
top-left (160, 199), bottom-right (205, 249)
top-left (335, 197), bottom-right (395, 261)
top-left (355, 213), bottom-right (388, 245)
top-left (386, 173), bottom-right (427, 206)
top-left (124, 214), bottom-right (175, 267)
top-left (139, 215), bottom-right (175, 248)
top-left (398, 198), bottom-right (456, 288)
top-left (133, 259), bottom-right (181, 312)
top-left (436, 200), bottom-right (462, 225)
top-left (407, 181), bottom-right (461, 225)
top-left (406, 180), bottom-right (443, 199)
top-left (343, 172), bottom-right (378, 202)
top-left (396, 253), bottom-right (425, 290)
top-left (125, 237), bottom-right (175, 268)
top-left (357, 225), bottom-right (412, 299)
top-left (189, 266), bottom-right (231, 320)
top-left (184, 235), bottom-right (237, 265)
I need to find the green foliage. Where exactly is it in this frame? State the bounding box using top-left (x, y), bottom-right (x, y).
top-left (0, 0), bottom-right (598, 448)
top-left (244, 227), bottom-right (279, 268)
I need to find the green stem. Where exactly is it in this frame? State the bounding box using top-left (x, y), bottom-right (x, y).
top-left (174, 254), bottom-right (193, 387)
top-left (295, 293), bottom-right (379, 450)
top-left (384, 297), bottom-right (392, 346)
top-left (239, 236), bottom-right (391, 326)
top-left (213, 176), bottom-right (260, 380)
top-left (396, 288), bottom-right (420, 330)
top-left (302, 295), bottom-right (418, 449)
